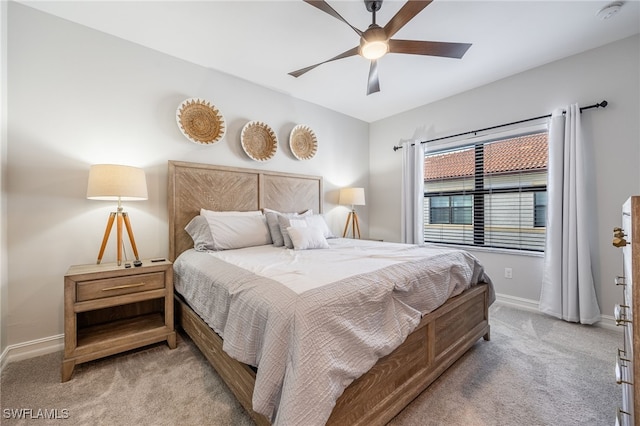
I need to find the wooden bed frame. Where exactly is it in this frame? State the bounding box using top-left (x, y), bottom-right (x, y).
top-left (168, 160), bottom-right (491, 425)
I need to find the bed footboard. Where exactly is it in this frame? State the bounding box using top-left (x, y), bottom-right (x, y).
top-left (175, 283), bottom-right (490, 426)
top-left (327, 283), bottom-right (490, 425)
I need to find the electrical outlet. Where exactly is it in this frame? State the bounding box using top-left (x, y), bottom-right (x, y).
top-left (504, 267), bottom-right (513, 279)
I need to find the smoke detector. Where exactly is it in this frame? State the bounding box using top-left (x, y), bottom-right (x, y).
top-left (596, 1), bottom-right (624, 20)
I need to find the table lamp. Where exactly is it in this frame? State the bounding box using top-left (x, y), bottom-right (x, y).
top-left (339, 187), bottom-right (365, 239)
top-left (87, 164), bottom-right (148, 265)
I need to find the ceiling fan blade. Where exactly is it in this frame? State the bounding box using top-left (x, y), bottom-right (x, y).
top-left (389, 39), bottom-right (472, 58)
top-left (367, 59), bottom-right (380, 95)
top-left (304, 0), bottom-right (363, 36)
top-left (384, 1), bottom-right (432, 39)
top-left (289, 46), bottom-right (360, 78)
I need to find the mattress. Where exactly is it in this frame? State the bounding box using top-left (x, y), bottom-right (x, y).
top-left (174, 238), bottom-right (494, 425)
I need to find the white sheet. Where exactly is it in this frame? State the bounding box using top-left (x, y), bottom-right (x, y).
top-left (209, 238), bottom-right (439, 294)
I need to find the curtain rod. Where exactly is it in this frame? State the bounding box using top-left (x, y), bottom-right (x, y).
top-left (392, 100), bottom-right (608, 151)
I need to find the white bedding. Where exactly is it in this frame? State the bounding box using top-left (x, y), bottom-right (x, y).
top-left (210, 238), bottom-right (453, 294)
top-left (174, 238), bottom-right (494, 425)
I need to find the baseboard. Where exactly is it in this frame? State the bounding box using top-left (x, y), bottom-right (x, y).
top-left (0, 334), bottom-right (63, 372)
top-left (598, 315), bottom-right (619, 332)
top-left (494, 293), bottom-right (540, 313)
top-left (494, 292), bottom-right (619, 332)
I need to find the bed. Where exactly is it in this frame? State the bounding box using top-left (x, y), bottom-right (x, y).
top-left (168, 160), bottom-right (494, 426)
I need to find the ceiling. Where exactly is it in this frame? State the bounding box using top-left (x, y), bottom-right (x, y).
top-left (19, 0), bottom-right (640, 122)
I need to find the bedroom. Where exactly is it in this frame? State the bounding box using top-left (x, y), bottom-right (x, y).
top-left (1, 0), bottom-right (639, 424)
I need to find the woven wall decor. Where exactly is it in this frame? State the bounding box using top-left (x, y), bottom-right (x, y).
top-left (176, 98), bottom-right (226, 144)
top-left (241, 121), bottom-right (278, 162)
top-left (289, 125), bottom-right (318, 160)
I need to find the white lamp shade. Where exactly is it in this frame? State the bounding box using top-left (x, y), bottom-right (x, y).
top-left (339, 187), bottom-right (365, 206)
top-left (86, 164), bottom-right (148, 201)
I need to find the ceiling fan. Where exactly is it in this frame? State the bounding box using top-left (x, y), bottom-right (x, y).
top-left (289, 0), bottom-right (472, 95)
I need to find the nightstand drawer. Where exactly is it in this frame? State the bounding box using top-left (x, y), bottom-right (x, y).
top-left (76, 272), bottom-right (165, 302)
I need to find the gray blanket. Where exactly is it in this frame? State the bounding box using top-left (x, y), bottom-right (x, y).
top-left (174, 244), bottom-right (493, 425)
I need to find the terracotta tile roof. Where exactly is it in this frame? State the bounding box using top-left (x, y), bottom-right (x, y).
top-left (424, 133), bottom-right (548, 180)
top-left (425, 148), bottom-right (474, 180)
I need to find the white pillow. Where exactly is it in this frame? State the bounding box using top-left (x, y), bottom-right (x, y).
top-left (203, 214), bottom-right (272, 250)
top-left (278, 216), bottom-right (309, 249)
top-left (266, 209), bottom-right (312, 247)
top-left (288, 218), bottom-right (308, 228)
top-left (302, 214), bottom-right (334, 239)
top-left (287, 226), bottom-right (330, 250)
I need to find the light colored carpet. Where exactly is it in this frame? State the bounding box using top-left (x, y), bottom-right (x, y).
top-left (1, 304), bottom-right (620, 425)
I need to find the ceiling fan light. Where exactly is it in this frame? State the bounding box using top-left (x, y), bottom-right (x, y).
top-left (361, 40), bottom-right (389, 60)
top-left (360, 24), bottom-right (389, 60)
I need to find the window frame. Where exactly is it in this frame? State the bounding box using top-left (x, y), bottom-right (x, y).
top-left (423, 122), bottom-right (549, 252)
top-left (429, 195), bottom-right (472, 225)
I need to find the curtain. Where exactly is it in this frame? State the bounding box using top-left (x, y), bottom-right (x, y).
top-left (539, 104), bottom-right (601, 324)
top-left (401, 140), bottom-right (425, 244)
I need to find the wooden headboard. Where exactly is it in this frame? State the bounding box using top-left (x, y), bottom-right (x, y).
top-left (168, 161), bottom-right (323, 261)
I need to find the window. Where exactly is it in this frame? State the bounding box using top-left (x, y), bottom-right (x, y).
top-left (423, 129), bottom-right (548, 251)
top-left (430, 195), bottom-right (472, 224)
top-left (534, 191), bottom-right (547, 228)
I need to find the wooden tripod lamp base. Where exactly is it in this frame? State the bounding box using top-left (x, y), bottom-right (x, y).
top-left (342, 210), bottom-right (362, 239)
top-left (87, 164), bottom-right (148, 266)
top-left (339, 187), bottom-right (365, 239)
top-left (96, 208), bottom-right (140, 266)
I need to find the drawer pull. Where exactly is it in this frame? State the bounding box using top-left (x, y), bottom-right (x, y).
top-left (613, 237), bottom-right (628, 247)
top-left (613, 227), bottom-right (626, 238)
top-left (618, 348), bottom-right (630, 360)
top-left (615, 304), bottom-right (631, 326)
top-left (616, 276), bottom-right (626, 286)
top-left (615, 361), bottom-right (627, 384)
top-left (616, 356), bottom-right (633, 385)
top-left (616, 408), bottom-right (631, 426)
top-left (102, 282), bottom-right (146, 291)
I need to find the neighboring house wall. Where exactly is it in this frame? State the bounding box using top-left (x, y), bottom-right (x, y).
top-left (424, 193), bottom-right (546, 251)
top-left (3, 3), bottom-right (369, 358)
top-left (369, 35), bottom-right (640, 317)
top-left (424, 170), bottom-right (547, 250)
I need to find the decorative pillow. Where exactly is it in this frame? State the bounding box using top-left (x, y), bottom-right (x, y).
top-left (303, 214), bottom-right (335, 239)
top-left (265, 208), bottom-right (312, 247)
top-left (287, 226), bottom-right (330, 250)
top-left (278, 216), bottom-right (310, 249)
top-left (264, 209), bottom-right (286, 246)
top-left (184, 215), bottom-right (215, 251)
top-left (203, 214), bottom-right (272, 250)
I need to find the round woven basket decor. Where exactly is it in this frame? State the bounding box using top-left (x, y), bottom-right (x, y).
top-left (241, 121), bottom-right (278, 162)
top-left (289, 124), bottom-right (318, 160)
top-left (176, 98), bottom-right (226, 144)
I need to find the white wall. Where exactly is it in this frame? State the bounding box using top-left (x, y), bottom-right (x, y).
top-left (369, 35), bottom-right (640, 318)
top-left (4, 3), bottom-right (638, 360)
top-left (3, 3), bottom-right (369, 355)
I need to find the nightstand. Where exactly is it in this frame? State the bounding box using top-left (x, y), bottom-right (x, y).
top-left (61, 259), bottom-right (176, 382)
